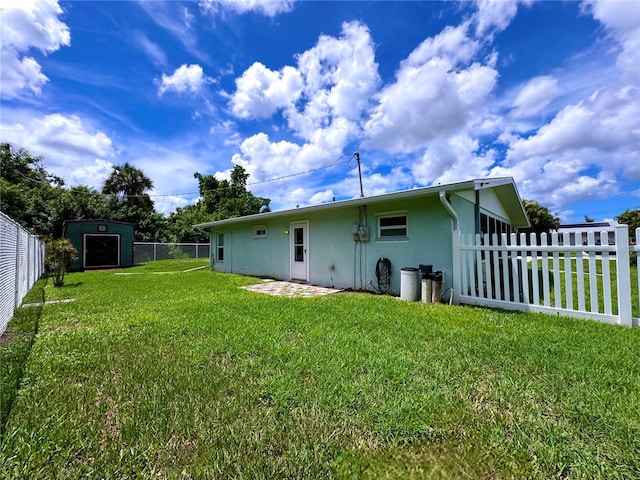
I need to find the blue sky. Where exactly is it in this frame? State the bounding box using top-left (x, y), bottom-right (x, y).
top-left (1, 0), bottom-right (639, 222)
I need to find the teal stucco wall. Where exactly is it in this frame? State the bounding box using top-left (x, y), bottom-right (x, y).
top-left (63, 220), bottom-right (135, 271)
top-left (210, 192), bottom-right (480, 295)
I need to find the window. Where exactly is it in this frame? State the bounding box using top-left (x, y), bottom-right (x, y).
top-left (216, 233), bottom-right (224, 262)
top-left (480, 213), bottom-right (511, 240)
top-left (253, 226), bottom-right (267, 238)
top-left (378, 214), bottom-right (407, 238)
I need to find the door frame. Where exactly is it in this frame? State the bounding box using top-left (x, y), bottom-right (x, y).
top-left (83, 233), bottom-right (121, 269)
top-left (289, 221), bottom-right (309, 281)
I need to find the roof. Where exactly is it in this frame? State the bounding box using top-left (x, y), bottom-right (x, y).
top-left (559, 221), bottom-right (617, 231)
top-left (194, 177), bottom-right (529, 229)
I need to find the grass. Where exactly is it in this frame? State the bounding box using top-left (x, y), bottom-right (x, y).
top-left (529, 256), bottom-right (639, 316)
top-left (1, 259), bottom-right (640, 479)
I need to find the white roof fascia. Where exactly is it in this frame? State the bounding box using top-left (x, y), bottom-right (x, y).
top-left (193, 177), bottom-right (519, 229)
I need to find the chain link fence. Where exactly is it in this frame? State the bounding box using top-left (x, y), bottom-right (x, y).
top-left (1, 212), bottom-right (45, 335)
top-left (133, 242), bottom-right (210, 264)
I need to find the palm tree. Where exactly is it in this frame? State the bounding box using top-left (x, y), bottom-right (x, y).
top-left (102, 162), bottom-right (154, 211)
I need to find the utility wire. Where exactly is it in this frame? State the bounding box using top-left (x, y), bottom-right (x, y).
top-left (7, 152), bottom-right (356, 200)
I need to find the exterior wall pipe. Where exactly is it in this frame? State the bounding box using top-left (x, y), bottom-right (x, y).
top-left (439, 190), bottom-right (461, 305)
top-left (439, 191), bottom-right (459, 231)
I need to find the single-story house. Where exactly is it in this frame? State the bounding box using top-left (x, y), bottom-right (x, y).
top-left (63, 219), bottom-right (135, 271)
top-left (194, 177), bottom-right (529, 296)
top-left (558, 221), bottom-right (617, 246)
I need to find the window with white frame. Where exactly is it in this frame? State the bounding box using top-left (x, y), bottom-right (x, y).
top-left (378, 214), bottom-right (408, 239)
top-left (253, 225), bottom-right (267, 238)
top-left (216, 233), bottom-right (225, 261)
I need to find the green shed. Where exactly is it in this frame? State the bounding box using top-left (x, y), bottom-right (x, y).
top-left (63, 220), bottom-right (135, 271)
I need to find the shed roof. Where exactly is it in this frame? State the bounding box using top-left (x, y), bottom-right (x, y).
top-left (194, 177), bottom-right (529, 229)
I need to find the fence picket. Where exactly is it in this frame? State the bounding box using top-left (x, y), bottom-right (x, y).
top-left (530, 233), bottom-right (540, 305)
top-left (457, 223), bottom-right (638, 327)
top-left (561, 232), bottom-right (573, 310)
top-left (601, 230), bottom-right (613, 316)
top-left (475, 233), bottom-right (484, 299)
top-left (587, 231), bottom-right (599, 313)
top-left (519, 233), bottom-right (530, 304)
top-left (541, 233), bottom-right (551, 307)
top-left (484, 234), bottom-right (493, 300)
top-left (492, 233), bottom-right (501, 301)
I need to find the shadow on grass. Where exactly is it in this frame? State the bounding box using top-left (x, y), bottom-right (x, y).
top-left (0, 277), bottom-right (46, 437)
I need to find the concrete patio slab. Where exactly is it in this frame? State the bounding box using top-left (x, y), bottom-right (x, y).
top-left (241, 280), bottom-right (343, 298)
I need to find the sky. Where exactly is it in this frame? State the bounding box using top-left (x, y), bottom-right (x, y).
top-left (1, 0), bottom-right (639, 222)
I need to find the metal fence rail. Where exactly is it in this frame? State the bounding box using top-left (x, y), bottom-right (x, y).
top-left (0, 212), bottom-right (45, 335)
top-left (133, 242), bottom-right (210, 264)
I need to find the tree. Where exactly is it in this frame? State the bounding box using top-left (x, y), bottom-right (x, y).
top-left (519, 199), bottom-right (560, 238)
top-left (167, 204), bottom-right (212, 243)
top-left (616, 208), bottom-right (640, 243)
top-left (1, 143), bottom-right (63, 187)
top-left (102, 162), bottom-right (154, 211)
top-left (45, 238), bottom-right (78, 287)
top-left (194, 165), bottom-right (270, 220)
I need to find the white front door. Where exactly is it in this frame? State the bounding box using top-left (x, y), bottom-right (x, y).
top-left (290, 221), bottom-right (308, 281)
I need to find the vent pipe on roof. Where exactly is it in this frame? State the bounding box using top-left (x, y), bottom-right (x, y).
top-left (439, 191), bottom-right (459, 231)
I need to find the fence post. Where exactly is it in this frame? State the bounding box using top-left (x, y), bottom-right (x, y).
top-left (451, 231), bottom-right (461, 305)
top-left (615, 224), bottom-right (633, 327)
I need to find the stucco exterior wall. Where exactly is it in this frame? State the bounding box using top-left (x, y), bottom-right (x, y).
top-left (211, 194), bottom-right (473, 295)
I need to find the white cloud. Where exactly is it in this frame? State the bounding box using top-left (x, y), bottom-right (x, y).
top-left (133, 31), bottom-right (167, 68)
top-left (474, 0), bottom-right (521, 37)
top-left (230, 63), bottom-right (303, 118)
top-left (491, 84), bottom-right (639, 210)
top-left (0, 50), bottom-right (48, 98)
top-left (0, 113), bottom-right (116, 190)
top-left (230, 20), bottom-right (379, 146)
top-left (364, 53), bottom-right (497, 153)
top-left (0, 0), bottom-right (70, 99)
top-left (410, 135), bottom-right (495, 186)
top-left (582, 0), bottom-right (640, 82)
top-left (288, 21), bottom-right (380, 137)
top-left (405, 23), bottom-right (480, 67)
top-left (158, 64), bottom-right (212, 96)
top-left (138, 2), bottom-right (208, 64)
top-left (510, 76), bottom-right (561, 118)
top-left (199, 0), bottom-right (295, 18)
top-left (227, 21), bottom-right (380, 208)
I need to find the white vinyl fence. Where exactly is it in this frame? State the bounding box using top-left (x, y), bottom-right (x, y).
top-left (454, 224), bottom-right (639, 327)
top-left (0, 212), bottom-right (45, 335)
top-left (133, 242), bottom-right (210, 264)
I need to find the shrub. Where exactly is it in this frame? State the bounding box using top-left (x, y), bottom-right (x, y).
top-left (45, 238), bottom-right (78, 287)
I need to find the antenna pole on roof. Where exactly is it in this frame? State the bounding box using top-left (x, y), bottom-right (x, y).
top-left (355, 152), bottom-right (364, 197)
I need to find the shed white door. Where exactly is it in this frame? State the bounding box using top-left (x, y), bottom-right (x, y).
top-left (290, 221), bottom-right (308, 281)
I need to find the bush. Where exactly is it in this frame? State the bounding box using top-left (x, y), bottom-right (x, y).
top-left (45, 238), bottom-right (78, 287)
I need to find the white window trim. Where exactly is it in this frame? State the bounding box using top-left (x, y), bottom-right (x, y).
top-left (376, 212), bottom-right (408, 241)
top-left (216, 232), bottom-right (225, 262)
top-left (253, 225), bottom-right (267, 239)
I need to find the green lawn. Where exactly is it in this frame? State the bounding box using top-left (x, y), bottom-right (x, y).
top-left (1, 259), bottom-right (639, 479)
top-left (530, 257), bottom-right (639, 316)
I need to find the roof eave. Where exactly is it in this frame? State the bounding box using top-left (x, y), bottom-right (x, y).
top-left (193, 177), bottom-right (523, 229)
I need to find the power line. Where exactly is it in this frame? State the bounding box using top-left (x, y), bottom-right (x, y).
top-left (14, 152), bottom-right (356, 200)
top-left (145, 152), bottom-right (355, 198)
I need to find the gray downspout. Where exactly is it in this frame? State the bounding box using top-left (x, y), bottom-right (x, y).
top-left (439, 191), bottom-right (459, 231)
top-left (439, 191), bottom-right (460, 305)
